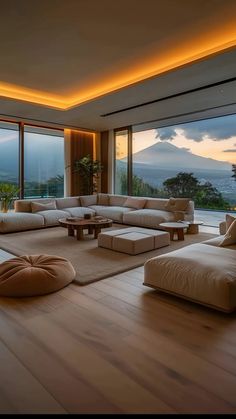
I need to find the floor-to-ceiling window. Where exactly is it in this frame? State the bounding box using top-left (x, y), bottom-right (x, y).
top-left (131, 114), bottom-right (236, 211)
top-left (114, 114), bottom-right (236, 224)
top-left (114, 128), bottom-right (130, 195)
top-left (0, 120), bottom-right (64, 199)
top-left (24, 126), bottom-right (64, 198)
top-left (0, 121), bottom-right (19, 207)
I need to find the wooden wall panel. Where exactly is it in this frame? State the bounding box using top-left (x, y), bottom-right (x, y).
top-left (70, 131), bottom-right (94, 196)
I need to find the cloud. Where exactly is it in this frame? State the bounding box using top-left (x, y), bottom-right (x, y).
top-left (155, 127), bottom-right (177, 141)
top-left (223, 149), bottom-right (236, 152)
top-left (155, 114), bottom-right (236, 142)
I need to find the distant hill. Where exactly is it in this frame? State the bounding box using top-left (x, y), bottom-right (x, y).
top-left (131, 141), bottom-right (231, 171)
top-left (0, 138), bottom-right (64, 182)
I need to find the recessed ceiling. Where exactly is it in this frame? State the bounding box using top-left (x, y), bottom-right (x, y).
top-left (0, 0), bottom-right (236, 129)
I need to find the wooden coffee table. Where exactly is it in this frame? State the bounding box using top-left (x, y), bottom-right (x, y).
top-left (159, 222), bottom-right (188, 241)
top-left (59, 218), bottom-right (113, 240)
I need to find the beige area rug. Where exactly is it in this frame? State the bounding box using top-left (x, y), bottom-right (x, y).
top-left (0, 226), bottom-right (216, 285)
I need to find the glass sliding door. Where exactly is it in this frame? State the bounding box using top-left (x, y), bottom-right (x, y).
top-left (0, 121), bottom-right (19, 207)
top-left (132, 114), bottom-right (236, 211)
top-left (114, 128), bottom-right (132, 195)
top-left (24, 126), bottom-right (64, 198)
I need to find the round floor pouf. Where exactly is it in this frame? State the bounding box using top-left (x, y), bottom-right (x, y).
top-left (0, 254), bottom-right (76, 297)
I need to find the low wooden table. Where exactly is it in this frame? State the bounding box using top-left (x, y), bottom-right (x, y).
top-left (59, 218), bottom-right (113, 240)
top-left (159, 222), bottom-right (188, 241)
top-left (185, 221), bottom-right (203, 234)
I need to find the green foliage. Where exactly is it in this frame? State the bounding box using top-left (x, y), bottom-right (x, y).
top-left (74, 155), bottom-right (103, 195)
top-left (163, 172), bottom-right (199, 198)
top-left (163, 172), bottom-right (229, 210)
top-left (117, 170), bottom-right (162, 197)
top-left (24, 175), bottom-right (64, 198)
top-left (118, 170), bottom-right (229, 210)
top-left (0, 183), bottom-right (19, 212)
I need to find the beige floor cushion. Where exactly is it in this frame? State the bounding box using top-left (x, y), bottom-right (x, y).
top-left (144, 243), bottom-right (236, 312)
top-left (0, 254), bottom-right (76, 297)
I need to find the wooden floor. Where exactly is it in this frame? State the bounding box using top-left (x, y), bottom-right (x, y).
top-left (0, 226), bottom-right (236, 414)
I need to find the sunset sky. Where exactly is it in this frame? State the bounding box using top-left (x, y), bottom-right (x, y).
top-left (116, 114), bottom-right (236, 163)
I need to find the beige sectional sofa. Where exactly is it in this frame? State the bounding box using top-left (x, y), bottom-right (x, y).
top-left (0, 193), bottom-right (194, 233)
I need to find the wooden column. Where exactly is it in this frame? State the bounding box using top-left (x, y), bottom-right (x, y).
top-left (100, 131), bottom-right (109, 193)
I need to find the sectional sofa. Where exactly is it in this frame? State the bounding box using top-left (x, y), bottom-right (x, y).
top-left (0, 193), bottom-right (194, 233)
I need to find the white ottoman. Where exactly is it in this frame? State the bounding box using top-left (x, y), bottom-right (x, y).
top-left (98, 227), bottom-right (170, 255)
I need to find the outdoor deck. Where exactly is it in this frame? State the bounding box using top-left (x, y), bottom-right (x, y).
top-left (195, 209), bottom-right (235, 227)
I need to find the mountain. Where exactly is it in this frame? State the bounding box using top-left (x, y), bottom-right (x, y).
top-left (0, 138), bottom-right (64, 182)
top-left (131, 141), bottom-right (231, 171)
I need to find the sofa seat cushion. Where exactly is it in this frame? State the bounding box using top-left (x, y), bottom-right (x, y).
top-left (0, 212), bottom-right (44, 233)
top-left (63, 207), bottom-right (95, 217)
top-left (88, 205), bottom-right (133, 222)
top-left (0, 254), bottom-right (75, 297)
top-left (144, 243), bottom-right (236, 312)
top-left (37, 210), bottom-right (70, 226)
top-left (123, 209), bottom-right (175, 228)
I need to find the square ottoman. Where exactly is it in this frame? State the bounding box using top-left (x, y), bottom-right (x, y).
top-left (98, 227), bottom-right (170, 255)
top-left (144, 242), bottom-right (236, 312)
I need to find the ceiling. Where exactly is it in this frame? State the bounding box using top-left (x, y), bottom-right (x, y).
top-left (0, 0), bottom-right (236, 131)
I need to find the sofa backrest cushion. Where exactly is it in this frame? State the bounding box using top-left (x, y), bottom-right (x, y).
top-left (145, 198), bottom-right (170, 211)
top-left (80, 195), bottom-right (97, 206)
top-left (219, 219), bottom-right (236, 247)
top-left (15, 198), bottom-right (56, 213)
top-left (123, 196), bottom-right (146, 209)
top-left (31, 201), bottom-right (57, 213)
top-left (165, 197), bottom-right (190, 212)
top-left (109, 195), bottom-right (127, 206)
top-left (56, 197), bottom-right (80, 210)
top-left (97, 193), bottom-right (110, 206)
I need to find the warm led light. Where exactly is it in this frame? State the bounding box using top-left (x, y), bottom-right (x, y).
top-left (0, 37), bottom-right (235, 110)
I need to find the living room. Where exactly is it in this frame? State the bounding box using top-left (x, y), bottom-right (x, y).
top-left (0, 0), bottom-right (236, 414)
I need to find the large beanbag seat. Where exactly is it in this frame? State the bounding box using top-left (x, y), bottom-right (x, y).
top-left (0, 254), bottom-right (76, 297)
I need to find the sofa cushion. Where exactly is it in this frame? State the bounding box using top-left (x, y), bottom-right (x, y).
top-left (37, 209), bottom-right (70, 226)
top-left (80, 195), bottom-right (97, 206)
top-left (123, 209), bottom-right (175, 228)
top-left (56, 197), bottom-right (80, 210)
top-left (31, 201), bottom-right (57, 213)
top-left (63, 207), bottom-right (95, 217)
top-left (201, 236), bottom-right (236, 251)
top-left (14, 198), bottom-right (56, 213)
top-left (219, 219), bottom-right (236, 247)
top-left (165, 197), bottom-right (190, 212)
top-left (123, 196), bottom-right (146, 209)
top-left (97, 193), bottom-right (110, 206)
top-left (144, 198), bottom-right (170, 211)
top-left (88, 205), bottom-right (133, 222)
top-left (0, 212), bottom-right (45, 233)
top-left (109, 195), bottom-right (127, 206)
top-left (225, 214), bottom-right (236, 231)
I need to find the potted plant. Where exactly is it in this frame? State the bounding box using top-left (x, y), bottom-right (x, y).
top-left (73, 155), bottom-right (103, 195)
top-left (0, 183), bottom-right (19, 213)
